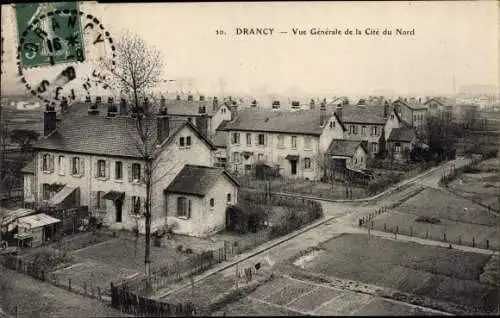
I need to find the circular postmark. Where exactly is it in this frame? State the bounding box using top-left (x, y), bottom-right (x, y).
top-left (15, 4), bottom-right (116, 106)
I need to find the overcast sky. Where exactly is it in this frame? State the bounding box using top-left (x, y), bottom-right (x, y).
top-left (2, 1), bottom-right (498, 97)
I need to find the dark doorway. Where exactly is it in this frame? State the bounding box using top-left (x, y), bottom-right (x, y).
top-left (44, 225), bottom-right (54, 241)
top-left (226, 206), bottom-right (237, 231)
top-left (115, 199), bottom-right (123, 223)
top-left (290, 160), bottom-right (297, 175)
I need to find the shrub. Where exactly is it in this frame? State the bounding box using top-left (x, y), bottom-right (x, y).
top-left (415, 216), bottom-right (441, 224)
top-left (185, 248), bottom-right (193, 254)
top-left (176, 244), bottom-right (183, 252)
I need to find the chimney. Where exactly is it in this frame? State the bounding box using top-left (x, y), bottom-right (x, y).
top-left (195, 114), bottom-right (209, 138)
top-left (383, 102), bottom-right (389, 118)
top-left (419, 97), bottom-right (422, 103)
top-left (320, 103), bottom-right (327, 126)
top-left (176, 95), bottom-right (181, 100)
top-left (272, 100), bottom-right (280, 109)
top-left (60, 97), bottom-right (69, 114)
top-left (199, 95), bottom-right (205, 102)
top-left (187, 95), bottom-right (193, 102)
top-left (44, 104), bottom-right (57, 137)
top-left (212, 96), bottom-right (218, 111)
top-left (251, 99), bottom-right (257, 108)
top-left (231, 104), bottom-right (238, 121)
top-left (156, 111), bottom-right (170, 144)
top-left (88, 96), bottom-right (100, 115)
top-left (160, 96), bottom-right (166, 108)
top-left (143, 97), bottom-right (150, 113)
top-left (309, 99), bottom-right (315, 109)
top-left (119, 98), bottom-right (127, 116)
top-left (85, 96), bottom-right (91, 104)
top-left (335, 105), bottom-right (343, 122)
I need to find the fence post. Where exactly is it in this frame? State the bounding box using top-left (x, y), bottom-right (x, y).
top-left (384, 223), bottom-right (386, 231)
top-left (68, 278), bottom-right (72, 291)
top-left (443, 232), bottom-right (447, 242)
top-left (486, 239), bottom-right (490, 249)
top-left (472, 237), bottom-right (475, 247)
top-left (84, 281), bottom-right (87, 295)
top-left (410, 226), bottom-right (413, 237)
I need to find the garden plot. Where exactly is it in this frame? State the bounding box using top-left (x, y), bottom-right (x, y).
top-left (289, 233), bottom-right (498, 313)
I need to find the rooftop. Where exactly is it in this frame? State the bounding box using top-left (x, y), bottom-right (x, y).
top-left (220, 108), bottom-right (344, 135)
top-left (388, 127), bottom-right (416, 142)
top-left (165, 165), bottom-right (239, 197)
top-left (331, 104), bottom-right (389, 125)
top-left (327, 139), bottom-right (366, 157)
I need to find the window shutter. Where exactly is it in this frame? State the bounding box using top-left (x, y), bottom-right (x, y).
top-left (128, 164), bottom-right (133, 182)
top-left (187, 199), bottom-right (191, 218)
top-left (80, 158), bottom-right (85, 176)
top-left (141, 197), bottom-right (147, 215)
top-left (94, 160), bottom-right (98, 178)
top-left (49, 155), bottom-right (55, 173)
top-left (89, 191), bottom-right (96, 208)
top-left (68, 157), bottom-right (73, 174)
top-left (126, 195), bottom-right (132, 215)
top-left (39, 155), bottom-right (43, 172)
top-left (105, 160), bottom-right (111, 180)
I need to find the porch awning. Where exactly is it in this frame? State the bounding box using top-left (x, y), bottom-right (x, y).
top-left (103, 191), bottom-right (125, 201)
top-left (17, 213), bottom-right (60, 229)
top-left (285, 155), bottom-right (299, 161)
top-left (48, 186), bottom-right (77, 207)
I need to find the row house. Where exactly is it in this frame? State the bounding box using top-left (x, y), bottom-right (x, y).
top-left (220, 106), bottom-right (346, 180)
top-left (330, 103), bottom-right (391, 156)
top-left (25, 99), bottom-right (239, 237)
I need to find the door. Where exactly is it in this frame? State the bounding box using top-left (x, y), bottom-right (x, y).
top-left (290, 160), bottom-right (297, 175)
top-left (115, 199), bottom-right (123, 223)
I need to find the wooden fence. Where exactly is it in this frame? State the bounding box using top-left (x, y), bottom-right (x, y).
top-left (110, 282), bottom-right (198, 317)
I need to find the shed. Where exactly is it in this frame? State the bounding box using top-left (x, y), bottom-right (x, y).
top-left (14, 213), bottom-right (61, 247)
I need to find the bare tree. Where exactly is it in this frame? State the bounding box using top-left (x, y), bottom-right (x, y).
top-left (101, 32), bottom-right (164, 280)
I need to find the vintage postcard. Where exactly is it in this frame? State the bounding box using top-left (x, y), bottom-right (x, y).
top-left (0, 1), bottom-right (498, 317)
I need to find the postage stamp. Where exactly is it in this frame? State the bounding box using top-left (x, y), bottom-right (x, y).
top-left (14, 2), bottom-right (116, 106)
top-left (15, 2), bottom-right (86, 68)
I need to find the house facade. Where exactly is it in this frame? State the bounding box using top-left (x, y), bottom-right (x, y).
top-left (331, 103), bottom-right (389, 156)
top-left (387, 127), bottom-right (417, 161)
top-left (29, 100), bottom-right (237, 237)
top-left (392, 98), bottom-right (428, 132)
top-left (220, 108), bottom-right (346, 180)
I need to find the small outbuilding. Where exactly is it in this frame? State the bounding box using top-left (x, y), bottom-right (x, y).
top-left (14, 213), bottom-right (61, 247)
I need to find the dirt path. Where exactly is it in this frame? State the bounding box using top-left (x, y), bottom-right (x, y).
top-left (0, 267), bottom-right (126, 318)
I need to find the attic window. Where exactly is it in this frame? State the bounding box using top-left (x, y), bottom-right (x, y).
top-left (390, 114), bottom-right (394, 120)
top-left (186, 136), bottom-right (192, 147)
top-left (329, 120), bottom-right (335, 129)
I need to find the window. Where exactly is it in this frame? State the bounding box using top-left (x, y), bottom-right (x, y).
top-left (97, 191), bottom-right (106, 210)
top-left (72, 157), bottom-right (80, 175)
top-left (304, 157), bottom-right (311, 169)
top-left (58, 156), bottom-right (65, 175)
top-left (258, 154), bottom-right (264, 162)
top-left (132, 196), bottom-right (142, 214)
top-left (371, 126), bottom-right (379, 136)
top-left (186, 136), bottom-right (192, 147)
top-left (42, 154), bottom-right (51, 171)
top-left (372, 142), bottom-right (378, 153)
top-left (179, 137), bottom-right (185, 147)
top-left (132, 163), bottom-right (141, 181)
top-left (258, 134), bottom-right (265, 146)
top-left (291, 136), bottom-right (297, 149)
top-left (232, 132), bottom-right (240, 144)
top-left (395, 143), bottom-right (401, 153)
top-left (277, 135), bottom-right (285, 148)
top-left (233, 152), bottom-right (240, 163)
top-left (246, 133), bottom-right (252, 145)
top-left (177, 197), bottom-right (191, 218)
top-left (304, 136), bottom-right (312, 150)
top-left (360, 156), bottom-right (364, 163)
top-left (390, 114), bottom-right (395, 120)
top-left (221, 108), bottom-right (226, 114)
top-left (97, 159), bottom-right (106, 178)
top-left (115, 161), bottom-right (123, 180)
top-left (43, 183), bottom-right (50, 200)
top-left (329, 120), bottom-right (335, 129)
top-left (210, 198), bottom-right (215, 208)
top-left (413, 114), bottom-right (417, 122)
top-left (361, 126), bottom-right (367, 135)
top-left (227, 193), bottom-right (232, 204)
top-left (350, 125), bottom-right (358, 135)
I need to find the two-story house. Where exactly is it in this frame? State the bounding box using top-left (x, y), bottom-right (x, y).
top-left (424, 97), bottom-right (454, 120)
top-left (392, 98), bottom-right (428, 133)
top-left (220, 106), bottom-right (346, 180)
top-left (28, 99), bottom-right (239, 237)
top-left (163, 95), bottom-right (232, 140)
top-left (330, 103), bottom-right (390, 157)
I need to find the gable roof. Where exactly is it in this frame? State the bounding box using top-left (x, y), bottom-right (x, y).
top-left (21, 159), bottom-right (35, 174)
top-left (327, 139), bottom-right (367, 157)
top-left (388, 127), bottom-right (416, 142)
top-left (35, 107), bottom-right (216, 158)
top-left (165, 165), bottom-right (240, 197)
top-left (220, 109), bottom-right (345, 136)
top-left (330, 104), bottom-right (388, 125)
top-left (393, 99), bottom-right (428, 111)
